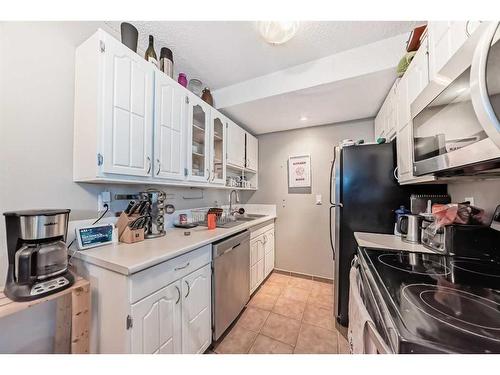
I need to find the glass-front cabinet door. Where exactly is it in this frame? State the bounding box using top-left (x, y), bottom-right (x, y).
top-left (210, 110), bottom-right (226, 185)
top-left (187, 94), bottom-right (210, 182)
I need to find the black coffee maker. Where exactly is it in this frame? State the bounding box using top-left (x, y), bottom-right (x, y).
top-left (3, 209), bottom-right (74, 301)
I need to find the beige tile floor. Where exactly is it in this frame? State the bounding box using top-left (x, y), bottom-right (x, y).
top-left (213, 272), bottom-right (351, 354)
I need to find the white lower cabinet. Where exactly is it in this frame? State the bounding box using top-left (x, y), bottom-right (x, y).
top-left (72, 244), bottom-right (212, 354)
top-left (131, 281), bottom-right (182, 354)
top-left (181, 264), bottom-right (212, 354)
top-left (130, 263), bottom-right (211, 354)
top-left (131, 259), bottom-right (211, 354)
top-left (250, 222), bottom-right (275, 294)
top-left (264, 230), bottom-right (275, 277)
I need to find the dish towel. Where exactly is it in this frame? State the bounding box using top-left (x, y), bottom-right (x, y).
top-left (347, 265), bottom-right (378, 354)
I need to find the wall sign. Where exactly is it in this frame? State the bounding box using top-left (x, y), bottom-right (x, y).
top-left (288, 155), bottom-right (311, 188)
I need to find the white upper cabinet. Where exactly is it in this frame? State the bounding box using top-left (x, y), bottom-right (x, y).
top-left (406, 38), bottom-right (430, 108)
top-left (428, 21), bottom-right (481, 82)
top-left (210, 110), bottom-right (227, 185)
top-left (245, 133), bottom-right (259, 172)
top-left (154, 73), bottom-right (186, 181)
top-left (395, 37), bottom-right (436, 185)
top-left (74, 29), bottom-right (258, 190)
top-left (374, 80), bottom-right (398, 141)
top-left (102, 34), bottom-right (154, 177)
top-left (226, 120), bottom-right (246, 168)
top-left (186, 93), bottom-right (211, 182)
top-left (74, 29), bottom-right (154, 181)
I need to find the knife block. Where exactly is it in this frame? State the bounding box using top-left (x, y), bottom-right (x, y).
top-left (116, 212), bottom-right (144, 244)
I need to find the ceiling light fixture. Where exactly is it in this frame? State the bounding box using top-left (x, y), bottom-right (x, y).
top-left (257, 21), bottom-right (300, 45)
top-left (300, 116), bottom-right (308, 121)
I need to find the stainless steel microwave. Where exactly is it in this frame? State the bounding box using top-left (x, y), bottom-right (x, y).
top-left (411, 22), bottom-right (500, 177)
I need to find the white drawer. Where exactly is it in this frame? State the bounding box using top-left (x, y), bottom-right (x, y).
top-left (129, 245), bottom-right (211, 303)
top-left (250, 221), bottom-right (274, 239)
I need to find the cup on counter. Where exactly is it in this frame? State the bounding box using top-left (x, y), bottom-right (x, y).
top-left (207, 213), bottom-right (217, 230)
top-left (179, 213), bottom-right (188, 225)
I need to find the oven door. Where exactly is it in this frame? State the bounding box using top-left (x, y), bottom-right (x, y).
top-left (411, 21), bottom-right (500, 177)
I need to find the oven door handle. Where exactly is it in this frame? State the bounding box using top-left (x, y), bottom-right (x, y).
top-left (364, 321), bottom-right (392, 354)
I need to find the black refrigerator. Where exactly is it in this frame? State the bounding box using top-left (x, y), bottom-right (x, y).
top-left (329, 142), bottom-right (446, 327)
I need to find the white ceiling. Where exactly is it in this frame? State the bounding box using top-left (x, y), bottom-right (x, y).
top-left (106, 21), bottom-right (422, 89)
top-left (221, 69), bottom-right (397, 134)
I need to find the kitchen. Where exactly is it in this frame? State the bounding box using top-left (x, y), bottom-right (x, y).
top-left (1, 1), bottom-right (500, 369)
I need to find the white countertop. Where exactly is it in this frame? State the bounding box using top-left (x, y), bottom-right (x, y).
top-left (354, 232), bottom-right (434, 254)
top-left (69, 213), bottom-right (276, 275)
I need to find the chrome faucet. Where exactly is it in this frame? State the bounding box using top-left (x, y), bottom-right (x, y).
top-left (229, 189), bottom-right (240, 216)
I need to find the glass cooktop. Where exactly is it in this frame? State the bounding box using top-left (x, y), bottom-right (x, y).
top-left (360, 248), bottom-right (500, 353)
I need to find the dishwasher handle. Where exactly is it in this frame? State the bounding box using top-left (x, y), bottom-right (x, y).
top-left (213, 230), bottom-right (250, 259)
top-left (222, 242), bottom-right (241, 255)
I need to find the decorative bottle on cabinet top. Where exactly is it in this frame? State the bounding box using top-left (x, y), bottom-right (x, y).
top-left (178, 73), bottom-right (188, 87)
top-left (201, 88), bottom-right (213, 106)
top-left (159, 47), bottom-right (174, 78)
top-left (144, 35), bottom-right (158, 67)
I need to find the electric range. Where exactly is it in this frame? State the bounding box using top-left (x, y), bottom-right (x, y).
top-left (357, 248), bottom-right (500, 353)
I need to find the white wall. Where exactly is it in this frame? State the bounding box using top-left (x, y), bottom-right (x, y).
top-left (0, 21), bottom-right (238, 353)
top-left (245, 119), bottom-right (374, 279)
top-left (448, 179), bottom-right (500, 220)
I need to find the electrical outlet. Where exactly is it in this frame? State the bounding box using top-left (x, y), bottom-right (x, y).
top-left (98, 191), bottom-right (111, 212)
top-left (465, 196), bottom-right (475, 206)
top-left (315, 194), bottom-right (322, 205)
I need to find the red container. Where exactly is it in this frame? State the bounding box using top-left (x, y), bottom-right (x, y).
top-left (207, 213), bottom-right (216, 230)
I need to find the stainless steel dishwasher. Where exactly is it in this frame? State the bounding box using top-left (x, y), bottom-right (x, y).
top-left (212, 230), bottom-right (250, 341)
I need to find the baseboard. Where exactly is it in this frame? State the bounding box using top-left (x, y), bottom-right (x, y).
top-left (273, 268), bottom-right (333, 284)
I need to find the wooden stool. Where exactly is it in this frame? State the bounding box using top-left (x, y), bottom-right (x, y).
top-left (0, 276), bottom-right (90, 354)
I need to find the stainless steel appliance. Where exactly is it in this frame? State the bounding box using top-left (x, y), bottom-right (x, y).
top-left (412, 22), bottom-right (500, 177)
top-left (396, 214), bottom-right (423, 243)
top-left (410, 194), bottom-right (450, 214)
top-left (356, 238), bottom-right (500, 353)
top-left (421, 222), bottom-right (500, 255)
top-left (212, 230), bottom-right (250, 341)
top-left (329, 142), bottom-right (446, 327)
top-left (140, 189), bottom-right (166, 238)
top-left (3, 209), bottom-right (74, 301)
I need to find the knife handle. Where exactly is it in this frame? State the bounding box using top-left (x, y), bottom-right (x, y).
top-left (124, 201), bottom-right (135, 214)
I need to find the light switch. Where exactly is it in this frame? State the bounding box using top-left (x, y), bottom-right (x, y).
top-left (315, 194), bottom-right (322, 205)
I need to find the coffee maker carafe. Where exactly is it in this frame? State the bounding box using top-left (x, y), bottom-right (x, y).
top-left (3, 209), bottom-right (74, 301)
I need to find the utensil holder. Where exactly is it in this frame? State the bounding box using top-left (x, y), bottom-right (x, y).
top-left (116, 212), bottom-right (145, 244)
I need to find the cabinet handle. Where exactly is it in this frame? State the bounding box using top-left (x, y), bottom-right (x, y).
top-left (465, 20), bottom-right (471, 37)
top-left (206, 169), bottom-right (211, 181)
top-left (146, 156), bottom-right (151, 174)
top-left (175, 285), bottom-right (181, 304)
top-left (393, 166), bottom-right (399, 181)
top-left (184, 280), bottom-right (191, 298)
top-left (156, 159), bottom-right (161, 175)
top-left (174, 262), bottom-right (190, 271)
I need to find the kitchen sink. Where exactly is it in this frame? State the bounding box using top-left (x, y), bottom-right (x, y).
top-left (217, 214), bottom-right (267, 228)
top-left (199, 213), bottom-right (267, 228)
